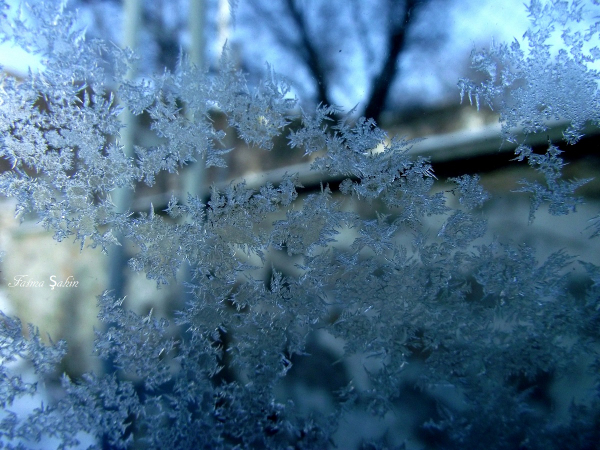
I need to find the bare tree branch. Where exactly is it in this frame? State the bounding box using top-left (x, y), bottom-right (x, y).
top-left (281, 0), bottom-right (333, 107)
top-left (247, 0), bottom-right (435, 122)
top-left (350, 0), bottom-right (376, 65)
top-left (363, 0), bottom-right (422, 122)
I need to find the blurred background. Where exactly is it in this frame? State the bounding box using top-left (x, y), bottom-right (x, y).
top-left (0, 0), bottom-right (599, 447)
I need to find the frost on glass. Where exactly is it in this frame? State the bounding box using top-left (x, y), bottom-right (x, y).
top-left (459, 0), bottom-right (599, 222)
top-left (0, 0), bottom-right (599, 449)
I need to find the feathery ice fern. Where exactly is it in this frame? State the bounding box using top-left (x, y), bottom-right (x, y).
top-left (1, 0), bottom-right (599, 448)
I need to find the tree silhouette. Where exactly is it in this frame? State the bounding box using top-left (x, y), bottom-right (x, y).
top-left (246, 0), bottom-right (440, 123)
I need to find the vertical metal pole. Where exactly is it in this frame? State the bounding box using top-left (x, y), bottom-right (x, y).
top-left (183, 0), bottom-right (206, 201)
top-left (188, 0), bottom-right (206, 69)
top-left (217, 0), bottom-right (231, 53)
top-left (107, 0), bottom-right (141, 302)
top-left (180, 0), bottom-right (206, 304)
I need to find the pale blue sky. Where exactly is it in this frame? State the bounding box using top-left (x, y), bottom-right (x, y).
top-left (0, 0), bottom-right (590, 111)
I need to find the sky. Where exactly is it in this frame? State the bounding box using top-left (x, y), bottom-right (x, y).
top-left (229, 0), bottom-right (533, 110)
top-left (0, 0), bottom-right (43, 76)
top-left (0, 0), bottom-right (591, 111)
